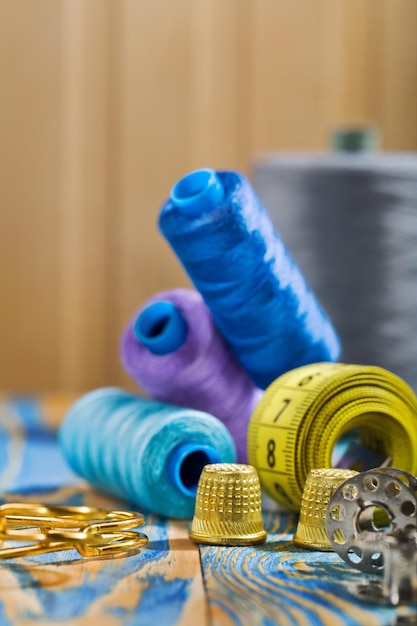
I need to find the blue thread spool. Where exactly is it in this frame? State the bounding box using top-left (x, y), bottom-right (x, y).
top-left (159, 168), bottom-right (340, 390)
top-left (58, 388), bottom-right (236, 518)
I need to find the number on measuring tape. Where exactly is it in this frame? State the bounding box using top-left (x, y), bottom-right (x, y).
top-left (273, 398), bottom-right (291, 422)
top-left (267, 439), bottom-right (276, 468)
top-left (297, 373), bottom-right (321, 387)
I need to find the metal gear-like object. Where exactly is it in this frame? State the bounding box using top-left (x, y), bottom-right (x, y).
top-left (325, 468), bottom-right (417, 575)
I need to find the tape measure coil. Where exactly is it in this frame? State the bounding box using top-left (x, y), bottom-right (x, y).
top-left (247, 363), bottom-right (417, 511)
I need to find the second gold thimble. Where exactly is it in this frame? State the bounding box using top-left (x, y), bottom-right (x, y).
top-left (293, 468), bottom-right (358, 550)
top-left (189, 463), bottom-right (267, 546)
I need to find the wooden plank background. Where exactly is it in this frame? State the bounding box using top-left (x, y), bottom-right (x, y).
top-left (0, 0), bottom-right (416, 392)
top-left (1, 487), bottom-right (413, 626)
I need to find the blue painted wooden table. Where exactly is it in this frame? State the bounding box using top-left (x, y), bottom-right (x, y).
top-left (0, 395), bottom-right (415, 625)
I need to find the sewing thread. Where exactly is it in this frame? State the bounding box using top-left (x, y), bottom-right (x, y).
top-left (253, 152), bottom-right (417, 391)
top-left (159, 168), bottom-right (340, 390)
top-left (120, 288), bottom-right (262, 462)
top-left (59, 388), bottom-right (237, 518)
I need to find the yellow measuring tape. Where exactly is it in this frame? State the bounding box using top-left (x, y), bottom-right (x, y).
top-left (247, 362), bottom-right (417, 511)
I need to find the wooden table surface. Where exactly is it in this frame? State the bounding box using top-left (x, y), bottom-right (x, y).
top-left (0, 395), bottom-right (415, 626)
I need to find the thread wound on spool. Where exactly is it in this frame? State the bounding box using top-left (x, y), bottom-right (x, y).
top-left (159, 169), bottom-right (340, 390)
top-left (58, 388), bottom-right (236, 518)
top-left (253, 152), bottom-right (417, 391)
top-left (247, 362), bottom-right (417, 511)
top-left (120, 288), bottom-right (262, 463)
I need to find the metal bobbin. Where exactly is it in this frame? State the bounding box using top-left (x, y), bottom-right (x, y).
top-left (325, 468), bottom-right (417, 575)
top-left (349, 527), bottom-right (417, 608)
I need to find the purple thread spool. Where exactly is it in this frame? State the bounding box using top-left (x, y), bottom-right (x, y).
top-left (120, 288), bottom-right (262, 463)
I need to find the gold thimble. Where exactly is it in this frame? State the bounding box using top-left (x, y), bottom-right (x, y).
top-left (293, 468), bottom-right (358, 550)
top-left (189, 463), bottom-right (267, 546)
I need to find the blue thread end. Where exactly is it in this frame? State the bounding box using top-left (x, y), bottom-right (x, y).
top-left (170, 168), bottom-right (224, 217)
top-left (134, 301), bottom-right (188, 355)
top-left (168, 443), bottom-right (221, 498)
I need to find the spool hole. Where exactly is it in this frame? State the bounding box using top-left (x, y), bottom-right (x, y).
top-left (168, 444), bottom-right (220, 498)
top-left (170, 168), bottom-right (224, 217)
top-left (357, 506), bottom-right (391, 532)
top-left (147, 316), bottom-right (169, 337)
top-left (174, 170), bottom-right (212, 201)
top-left (179, 450), bottom-right (214, 495)
top-left (134, 301), bottom-right (188, 355)
top-left (136, 303), bottom-right (172, 339)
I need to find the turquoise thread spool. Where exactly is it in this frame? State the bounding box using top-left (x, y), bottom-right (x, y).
top-left (59, 388), bottom-right (237, 518)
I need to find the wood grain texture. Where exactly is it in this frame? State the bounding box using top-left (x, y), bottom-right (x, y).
top-left (0, 488), bottom-right (414, 626)
top-left (251, 0), bottom-right (323, 152)
top-left (109, 0), bottom-right (195, 390)
top-left (0, 487), bottom-right (208, 626)
top-left (200, 512), bottom-right (409, 626)
top-left (0, 0), bottom-right (62, 391)
top-left (59, 0), bottom-right (114, 391)
top-left (1, 395), bottom-right (416, 626)
top-left (377, 0), bottom-right (417, 149)
top-left (0, 0), bottom-right (416, 391)
top-left (190, 0), bottom-right (241, 168)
